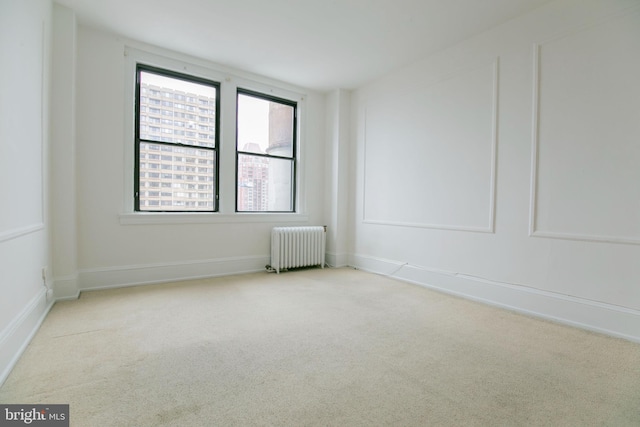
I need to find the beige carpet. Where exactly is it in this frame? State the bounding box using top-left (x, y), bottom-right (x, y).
top-left (1, 268), bottom-right (640, 426)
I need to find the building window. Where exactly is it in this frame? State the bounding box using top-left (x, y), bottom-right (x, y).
top-left (236, 89), bottom-right (296, 212)
top-left (135, 64), bottom-right (220, 212)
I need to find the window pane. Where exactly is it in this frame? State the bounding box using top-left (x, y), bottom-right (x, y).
top-left (237, 94), bottom-right (294, 158)
top-left (139, 142), bottom-right (215, 211)
top-left (237, 154), bottom-right (293, 212)
top-left (139, 71), bottom-right (216, 148)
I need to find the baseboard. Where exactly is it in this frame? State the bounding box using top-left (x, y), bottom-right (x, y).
top-left (350, 253), bottom-right (640, 343)
top-left (0, 288), bottom-right (53, 387)
top-left (326, 251), bottom-right (349, 268)
top-left (78, 255), bottom-right (270, 291)
top-left (53, 274), bottom-right (80, 300)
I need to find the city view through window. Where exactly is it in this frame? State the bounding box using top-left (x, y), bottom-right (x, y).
top-left (137, 70), bottom-right (218, 211)
top-left (236, 92), bottom-right (296, 212)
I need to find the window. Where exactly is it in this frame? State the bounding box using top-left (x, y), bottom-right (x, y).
top-left (124, 47), bottom-right (309, 224)
top-left (236, 90), bottom-right (297, 212)
top-left (135, 65), bottom-right (220, 212)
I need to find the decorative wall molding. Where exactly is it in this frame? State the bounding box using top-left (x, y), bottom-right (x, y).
top-left (77, 255), bottom-right (270, 292)
top-left (0, 288), bottom-right (53, 386)
top-left (528, 43), bottom-right (541, 239)
top-left (0, 223), bottom-right (45, 243)
top-left (349, 253), bottom-right (640, 343)
top-left (530, 229), bottom-right (640, 247)
top-left (362, 219), bottom-right (494, 234)
top-left (39, 18), bottom-right (47, 228)
top-left (362, 58), bottom-right (499, 233)
top-left (529, 7), bottom-right (640, 246)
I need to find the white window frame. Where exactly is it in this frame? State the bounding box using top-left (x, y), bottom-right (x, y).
top-left (120, 47), bottom-right (308, 225)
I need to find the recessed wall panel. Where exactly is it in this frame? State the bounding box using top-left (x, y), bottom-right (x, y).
top-left (363, 60), bottom-right (497, 232)
top-left (532, 10), bottom-right (640, 244)
top-left (0, 18), bottom-right (45, 241)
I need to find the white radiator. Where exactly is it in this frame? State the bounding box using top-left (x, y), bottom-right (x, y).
top-left (270, 226), bottom-right (326, 273)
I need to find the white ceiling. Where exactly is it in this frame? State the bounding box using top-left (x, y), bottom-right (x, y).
top-left (55, 0), bottom-right (551, 92)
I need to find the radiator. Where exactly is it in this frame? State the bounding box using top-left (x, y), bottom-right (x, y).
top-left (270, 226), bottom-right (326, 273)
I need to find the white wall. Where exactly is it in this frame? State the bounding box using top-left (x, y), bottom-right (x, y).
top-left (324, 89), bottom-right (350, 267)
top-left (349, 0), bottom-right (640, 341)
top-left (0, 0), bottom-right (53, 384)
top-left (50, 3), bottom-right (78, 299)
top-left (68, 26), bottom-right (326, 293)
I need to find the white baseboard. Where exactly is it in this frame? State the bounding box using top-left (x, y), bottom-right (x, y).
top-left (53, 274), bottom-right (80, 300)
top-left (0, 288), bottom-right (53, 386)
top-left (350, 253), bottom-right (640, 343)
top-left (78, 255), bottom-right (270, 292)
top-left (326, 251), bottom-right (349, 268)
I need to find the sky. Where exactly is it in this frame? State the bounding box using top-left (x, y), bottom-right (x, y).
top-left (237, 94), bottom-right (269, 153)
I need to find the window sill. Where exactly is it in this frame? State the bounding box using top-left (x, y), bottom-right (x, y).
top-left (119, 212), bottom-right (309, 225)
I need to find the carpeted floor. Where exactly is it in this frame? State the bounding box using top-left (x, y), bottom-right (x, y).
top-left (1, 267), bottom-right (640, 426)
